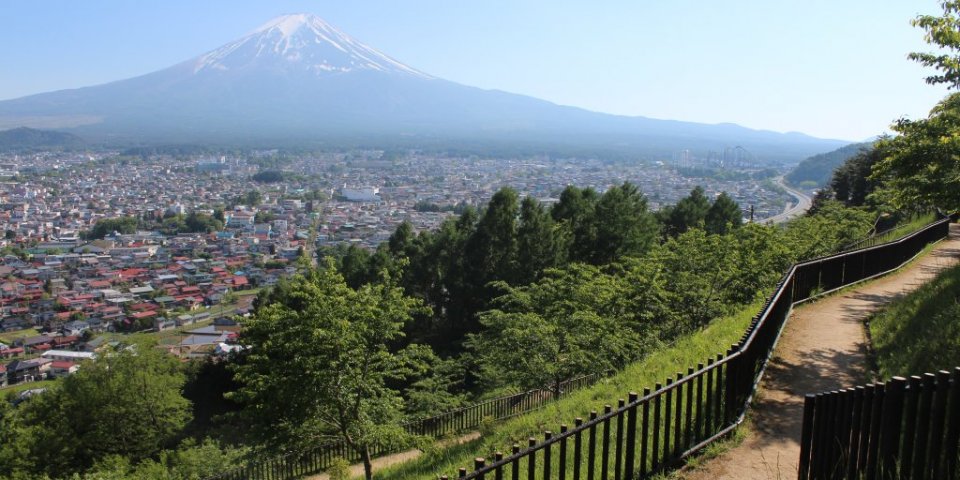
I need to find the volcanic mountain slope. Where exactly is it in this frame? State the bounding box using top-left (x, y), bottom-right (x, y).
top-left (0, 13), bottom-right (848, 160)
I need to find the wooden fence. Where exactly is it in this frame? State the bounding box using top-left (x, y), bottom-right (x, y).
top-left (440, 217), bottom-right (952, 479)
top-left (205, 374), bottom-right (601, 480)
top-left (798, 368), bottom-right (960, 480)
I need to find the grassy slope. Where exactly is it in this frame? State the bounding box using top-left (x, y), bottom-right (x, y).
top-left (376, 300), bottom-right (762, 480)
top-left (869, 262), bottom-right (960, 378)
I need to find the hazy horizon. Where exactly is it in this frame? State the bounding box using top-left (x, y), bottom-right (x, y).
top-left (0, 1), bottom-right (952, 141)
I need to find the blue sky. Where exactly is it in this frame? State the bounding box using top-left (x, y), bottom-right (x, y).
top-left (0, 1), bottom-right (950, 141)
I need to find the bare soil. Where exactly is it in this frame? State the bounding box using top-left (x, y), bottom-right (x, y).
top-left (305, 431), bottom-right (481, 480)
top-left (681, 224), bottom-right (960, 480)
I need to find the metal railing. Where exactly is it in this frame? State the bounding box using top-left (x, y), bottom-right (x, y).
top-left (798, 368), bottom-right (960, 480)
top-left (442, 217), bottom-right (951, 479)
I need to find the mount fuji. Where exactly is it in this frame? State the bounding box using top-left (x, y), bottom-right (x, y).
top-left (0, 14), bottom-right (847, 160)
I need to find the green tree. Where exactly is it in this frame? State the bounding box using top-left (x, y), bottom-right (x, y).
top-left (465, 188), bottom-right (520, 284)
top-left (468, 265), bottom-right (641, 397)
top-left (0, 399), bottom-right (32, 478)
top-left (908, 1), bottom-right (960, 88)
top-left (184, 212), bottom-right (223, 233)
top-left (704, 191), bottom-right (743, 235)
top-left (387, 221), bottom-right (416, 258)
top-left (829, 146), bottom-right (883, 207)
top-left (784, 201), bottom-right (874, 259)
top-left (253, 211), bottom-right (276, 224)
top-left (17, 341), bottom-right (190, 477)
top-left (229, 264), bottom-right (427, 480)
top-left (85, 216), bottom-right (139, 239)
top-left (551, 185), bottom-right (599, 262)
top-left (590, 182), bottom-right (658, 263)
top-left (252, 170), bottom-right (285, 183)
top-left (662, 186), bottom-right (711, 237)
top-left (516, 197), bottom-right (566, 284)
top-left (653, 229), bottom-right (739, 331)
top-left (871, 93), bottom-right (960, 211)
top-left (456, 188), bottom-right (520, 334)
top-left (238, 190), bottom-right (263, 207)
top-left (868, 2), bottom-right (960, 211)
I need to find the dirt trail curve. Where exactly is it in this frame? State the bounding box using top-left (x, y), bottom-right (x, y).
top-left (305, 432), bottom-right (480, 480)
top-left (682, 223), bottom-right (960, 480)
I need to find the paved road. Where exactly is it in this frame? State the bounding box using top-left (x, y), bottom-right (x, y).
top-left (766, 177), bottom-right (812, 224)
top-left (681, 224), bottom-right (960, 480)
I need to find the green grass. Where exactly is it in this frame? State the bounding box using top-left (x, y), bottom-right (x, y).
top-left (233, 288), bottom-right (262, 296)
top-left (868, 261), bottom-right (960, 378)
top-left (849, 212), bottom-right (939, 251)
top-left (674, 421), bottom-right (749, 476)
top-left (0, 327), bottom-right (40, 344)
top-left (375, 300), bottom-right (762, 480)
top-left (1, 379), bottom-right (58, 396)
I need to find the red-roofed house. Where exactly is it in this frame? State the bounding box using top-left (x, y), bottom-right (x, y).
top-left (130, 310), bottom-right (157, 320)
top-left (49, 361), bottom-right (79, 377)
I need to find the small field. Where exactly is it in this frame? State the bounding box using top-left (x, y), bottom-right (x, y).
top-left (374, 300), bottom-right (762, 480)
top-left (0, 379), bottom-right (58, 397)
top-left (868, 261), bottom-right (960, 378)
top-left (0, 327), bottom-right (40, 345)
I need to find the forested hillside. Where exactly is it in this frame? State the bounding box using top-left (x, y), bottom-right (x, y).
top-left (785, 142), bottom-right (871, 188)
top-left (0, 127), bottom-right (84, 150)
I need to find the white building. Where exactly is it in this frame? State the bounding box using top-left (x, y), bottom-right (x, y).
top-left (340, 186), bottom-right (381, 202)
top-left (41, 350), bottom-right (95, 362)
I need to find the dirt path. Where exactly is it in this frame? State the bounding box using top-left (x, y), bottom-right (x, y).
top-left (682, 224), bottom-right (960, 480)
top-left (305, 431), bottom-right (481, 480)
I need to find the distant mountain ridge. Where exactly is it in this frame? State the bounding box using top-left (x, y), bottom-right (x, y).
top-left (0, 127), bottom-right (84, 150)
top-left (785, 142), bottom-right (873, 187)
top-left (0, 14), bottom-right (849, 161)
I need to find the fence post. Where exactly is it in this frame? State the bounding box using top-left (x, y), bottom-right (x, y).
top-left (899, 377), bottom-right (920, 478)
top-left (724, 346), bottom-right (739, 424)
top-left (798, 394), bottom-right (816, 480)
top-left (911, 374), bottom-right (936, 480)
top-left (527, 437), bottom-right (536, 480)
top-left (543, 431), bottom-right (552, 480)
top-left (602, 405), bottom-right (612, 480)
top-left (927, 370), bottom-right (951, 478)
top-left (615, 398), bottom-right (625, 480)
top-left (865, 383), bottom-right (885, 480)
top-left (587, 411), bottom-right (598, 479)
top-left (559, 424), bottom-right (568, 480)
top-left (574, 418), bottom-right (583, 479)
top-left (624, 392), bottom-right (638, 479)
top-left (943, 367), bottom-right (960, 480)
top-left (879, 377), bottom-right (906, 478)
top-left (674, 372), bottom-right (684, 458)
top-left (683, 367), bottom-right (694, 451)
top-left (640, 390), bottom-right (650, 477)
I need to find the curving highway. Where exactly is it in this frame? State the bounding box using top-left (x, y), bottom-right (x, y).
top-left (766, 177), bottom-right (812, 224)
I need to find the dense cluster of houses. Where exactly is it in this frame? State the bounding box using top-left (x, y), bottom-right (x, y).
top-left (0, 229), bottom-right (300, 336)
top-left (0, 334), bottom-right (91, 387)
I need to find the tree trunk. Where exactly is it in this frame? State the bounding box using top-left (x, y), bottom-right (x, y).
top-left (553, 378), bottom-right (562, 399)
top-left (363, 445), bottom-right (373, 480)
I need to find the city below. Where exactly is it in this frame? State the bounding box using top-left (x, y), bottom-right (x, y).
top-left (0, 147), bottom-right (799, 376)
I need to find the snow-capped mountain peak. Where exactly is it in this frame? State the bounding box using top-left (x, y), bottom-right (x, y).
top-left (192, 13), bottom-right (431, 78)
